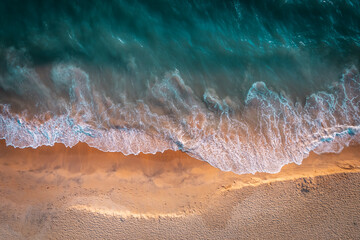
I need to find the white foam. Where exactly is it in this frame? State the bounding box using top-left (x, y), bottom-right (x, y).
top-left (0, 65), bottom-right (359, 174)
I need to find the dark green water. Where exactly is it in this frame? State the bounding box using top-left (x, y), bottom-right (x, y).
top-left (0, 0), bottom-right (359, 174)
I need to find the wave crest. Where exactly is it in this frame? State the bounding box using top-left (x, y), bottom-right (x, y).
top-left (1, 64), bottom-right (359, 174)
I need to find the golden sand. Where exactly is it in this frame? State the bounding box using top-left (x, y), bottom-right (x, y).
top-left (0, 140), bottom-right (359, 239)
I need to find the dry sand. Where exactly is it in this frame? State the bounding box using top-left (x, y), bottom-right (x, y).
top-left (0, 140), bottom-right (359, 239)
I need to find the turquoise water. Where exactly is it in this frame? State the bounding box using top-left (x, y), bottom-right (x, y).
top-left (0, 0), bottom-right (360, 174)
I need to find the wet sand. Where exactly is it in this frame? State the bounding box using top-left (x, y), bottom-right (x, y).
top-left (0, 140), bottom-right (359, 239)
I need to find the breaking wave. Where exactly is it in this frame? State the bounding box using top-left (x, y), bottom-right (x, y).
top-left (1, 63), bottom-right (359, 174)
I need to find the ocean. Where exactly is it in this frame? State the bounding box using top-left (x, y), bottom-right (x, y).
top-left (0, 0), bottom-right (359, 174)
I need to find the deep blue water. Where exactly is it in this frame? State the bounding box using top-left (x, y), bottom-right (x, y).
top-left (0, 0), bottom-right (360, 174)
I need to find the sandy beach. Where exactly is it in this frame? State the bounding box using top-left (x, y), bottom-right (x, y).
top-left (1, 1), bottom-right (360, 239)
top-left (0, 140), bottom-right (359, 239)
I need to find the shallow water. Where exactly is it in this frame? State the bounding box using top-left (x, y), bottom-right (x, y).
top-left (0, 0), bottom-right (359, 174)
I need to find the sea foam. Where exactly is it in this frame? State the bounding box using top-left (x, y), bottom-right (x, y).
top-left (0, 64), bottom-right (359, 174)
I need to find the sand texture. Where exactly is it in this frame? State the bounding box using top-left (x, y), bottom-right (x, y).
top-left (0, 140), bottom-right (360, 239)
